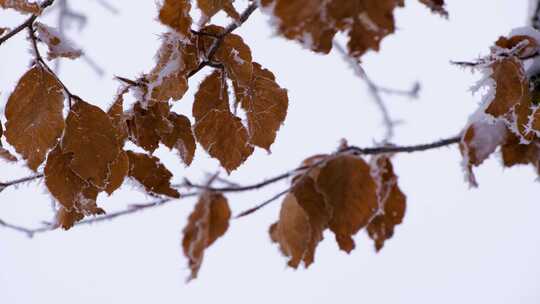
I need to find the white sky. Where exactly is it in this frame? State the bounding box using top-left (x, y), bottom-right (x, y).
top-left (1, 1), bottom-right (539, 303)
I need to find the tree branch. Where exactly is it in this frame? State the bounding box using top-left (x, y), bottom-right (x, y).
top-left (0, 0), bottom-right (55, 46)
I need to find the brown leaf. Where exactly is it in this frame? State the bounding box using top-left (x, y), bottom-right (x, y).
top-left (197, 0), bottom-right (240, 24)
top-left (45, 145), bottom-right (105, 228)
top-left (126, 150), bottom-right (180, 198)
top-left (366, 155), bottom-right (406, 251)
top-left (182, 191), bottom-right (231, 280)
top-left (4, 66), bottom-right (64, 171)
top-left (495, 35), bottom-right (539, 58)
top-left (61, 100), bottom-right (120, 189)
top-left (193, 71), bottom-right (253, 172)
top-left (159, 112), bottom-right (196, 166)
top-left (259, 0), bottom-right (404, 59)
top-left (126, 102), bottom-right (169, 153)
top-left (144, 33), bottom-right (199, 104)
top-left (199, 25), bottom-right (253, 86)
top-left (0, 0), bottom-right (41, 15)
top-left (418, 0), bottom-right (448, 17)
top-left (105, 151), bottom-right (129, 195)
top-left (0, 121), bottom-right (17, 162)
top-left (107, 90), bottom-right (129, 145)
top-left (234, 62), bottom-right (288, 151)
top-left (484, 57), bottom-right (533, 141)
top-left (158, 0), bottom-right (192, 38)
top-left (270, 176), bottom-right (330, 268)
top-left (316, 154), bottom-right (378, 253)
top-left (459, 118), bottom-right (508, 187)
top-left (501, 132), bottom-right (540, 175)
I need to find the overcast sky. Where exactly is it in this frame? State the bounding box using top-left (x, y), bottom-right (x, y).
top-left (1, 1), bottom-right (539, 303)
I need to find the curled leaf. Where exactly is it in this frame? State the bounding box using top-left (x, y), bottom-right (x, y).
top-left (182, 191), bottom-right (231, 280)
top-left (126, 151), bottom-right (180, 198)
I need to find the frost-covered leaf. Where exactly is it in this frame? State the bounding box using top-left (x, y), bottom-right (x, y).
top-left (158, 0), bottom-right (192, 38)
top-left (418, 0), bottom-right (448, 17)
top-left (45, 145), bottom-right (105, 227)
top-left (316, 154), bottom-right (378, 253)
top-left (259, 0), bottom-right (404, 59)
top-left (61, 99), bottom-right (120, 189)
top-left (126, 150), bottom-right (180, 198)
top-left (270, 176), bottom-right (330, 268)
top-left (197, 0), bottom-right (240, 24)
top-left (159, 112), bottom-right (196, 166)
top-left (144, 33), bottom-right (199, 105)
top-left (199, 25), bottom-right (253, 86)
top-left (182, 191), bottom-right (230, 281)
top-left (126, 102), bottom-right (170, 153)
top-left (459, 115), bottom-right (508, 187)
top-left (366, 155), bottom-right (406, 251)
top-left (105, 151), bottom-right (129, 195)
top-left (0, 121), bottom-right (17, 162)
top-left (35, 22), bottom-right (82, 60)
top-left (193, 71), bottom-right (253, 172)
top-left (501, 132), bottom-right (540, 175)
top-left (107, 90), bottom-right (129, 145)
top-left (0, 0), bottom-right (41, 15)
top-left (234, 62), bottom-right (288, 151)
top-left (4, 66), bottom-right (64, 171)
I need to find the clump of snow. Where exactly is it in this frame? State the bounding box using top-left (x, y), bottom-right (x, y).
top-left (35, 22), bottom-right (82, 60)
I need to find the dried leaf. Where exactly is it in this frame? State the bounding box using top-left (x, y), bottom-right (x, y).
top-left (366, 155), bottom-right (406, 251)
top-left (459, 118), bottom-right (508, 187)
top-left (126, 150), bottom-right (180, 198)
top-left (35, 22), bottom-right (82, 60)
top-left (0, 0), bottom-right (41, 15)
top-left (418, 0), bottom-right (448, 17)
top-left (45, 145), bottom-right (105, 226)
top-left (199, 25), bottom-right (253, 87)
top-left (105, 151), bottom-right (129, 195)
top-left (4, 66), bottom-right (64, 171)
top-left (144, 33), bottom-right (199, 105)
top-left (259, 0), bottom-right (404, 59)
top-left (197, 0), bottom-right (240, 24)
top-left (193, 71), bottom-right (253, 172)
top-left (159, 112), bottom-right (196, 166)
top-left (234, 62), bottom-right (288, 150)
top-left (501, 132), bottom-right (540, 175)
top-left (158, 0), bottom-right (192, 38)
top-left (107, 90), bottom-right (129, 145)
top-left (0, 121), bottom-right (16, 162)
top-left (182, 191), bottom-right (231, 280)
top-left (270, 176), bottom-right (330, 268)
top-left (316, 154), bottom-right (378, 253)
top-left (61, 100), bottom-right (120, 189)
top-left (126, 102), bottom-right (169, 153)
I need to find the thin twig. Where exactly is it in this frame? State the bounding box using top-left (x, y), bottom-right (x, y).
top-left (188, 2), bottom-right (258, 78)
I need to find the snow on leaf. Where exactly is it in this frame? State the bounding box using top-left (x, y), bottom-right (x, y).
top-left (366, 155), bottom-right (406, 251)
top-left (44, 145), bottom-right (105, 229)
top-left (193, 70), bottom-right (253, 172)
top-left (0, 120), bottom-right (17, 162)
top-left (0, 0), bottom-right (41, 15)
top-left (35, 22), bottom-right (83, 60)
top-left (418, 0), bottom-right (448, 17)
top-left (61, 99), bottom-right (120, 189)
top-left (259, 0), bottom-right (404, 59)
top-left (126, 150), bottom-right (180, 198)
top-left (158, 0), bottom-right (192, 38)
top-left (270, 175), bottom-right (330, 268)
top-left (197, 0), bottom-right (240, 25)
top-left (182, 191), bottom-right (231, 281)
top-left (143, 32), bottom-right (199, 105)
top-left (459, 114), bottom-right (508, 187)
top-left (234, 62), bottom-right (288, 151)
top-left (316, 154), bottom-right (378, 253)
top-left (4, 66), bottom-right (64, 171)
